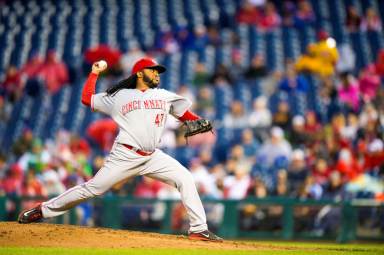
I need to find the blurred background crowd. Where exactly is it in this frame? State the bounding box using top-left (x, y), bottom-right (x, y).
top-left (0, 0), bottom-right (383, 234)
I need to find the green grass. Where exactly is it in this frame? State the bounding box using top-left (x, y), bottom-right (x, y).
top-left (1, 244), bottom-right (383, 255)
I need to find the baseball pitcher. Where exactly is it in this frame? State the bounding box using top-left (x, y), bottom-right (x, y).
top-left (18, 58), bottom-right (222, 242)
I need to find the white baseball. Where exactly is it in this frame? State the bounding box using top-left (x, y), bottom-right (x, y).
top-left (97, 60), bottom-right (107, 69)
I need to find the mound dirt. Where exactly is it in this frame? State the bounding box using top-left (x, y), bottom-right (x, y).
top-left (0, 222), bottom-right (280, 251)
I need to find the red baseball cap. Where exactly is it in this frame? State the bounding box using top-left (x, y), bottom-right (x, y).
top-left (131, 57), bottom-right (166, 75)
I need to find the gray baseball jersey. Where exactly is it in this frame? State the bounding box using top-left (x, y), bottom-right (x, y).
top-left (91, 89), bottom-right (191, 152)
top-left (41, 86), bottom-right (209, 234)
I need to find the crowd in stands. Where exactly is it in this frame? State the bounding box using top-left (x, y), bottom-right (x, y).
top-left (1, 0), bottom-right (384, 234)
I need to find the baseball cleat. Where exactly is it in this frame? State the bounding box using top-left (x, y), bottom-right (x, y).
top-left (18, 204), bottom-right (43, 224)
top-left (188, 230), bottom-right (223, 242)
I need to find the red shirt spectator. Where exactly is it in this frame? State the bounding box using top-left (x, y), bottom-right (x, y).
top-left (69, 135), bottom-right (91, 157)
top-left (359, 64), bottom-right (380, 102)
top-left (259, 2), bottom-right (281, 31)
top-left (21, 171), bottom-right (47, 197)
top-left (312, 158), bottom-right (331, 185)
top-left (21, 54), bottom-right (44, 78)
top-left (375, 49), bottom-right (384, 77)
top-left (236, 1), bottom-right (260, 25)
top-left (335, 149), bottom-right (363, 181)
top-left (84, 44), bottom-right (122, 67)
top-left (39, 51), bottom-right (69, 94)
top-left (86, 118), bottom-right (118, 152)
top-left (1, 164), bottom-right (23, 195)
top-left (1, 66), bottom-right (24, 100)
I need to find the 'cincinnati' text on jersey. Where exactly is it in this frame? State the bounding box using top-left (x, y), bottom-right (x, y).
top-left (121, 99), bottom-right (166, 115)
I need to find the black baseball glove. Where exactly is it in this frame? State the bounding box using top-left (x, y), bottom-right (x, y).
top-left (184, 119), bottom-right (213, 137)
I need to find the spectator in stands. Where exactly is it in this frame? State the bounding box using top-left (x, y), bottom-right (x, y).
top-left (21, 168), bottom-right (47, 198)
top-left (338, 72), bottom-right (360, 112)
top-left (223, 101), bottom-right (249, 129)
top-left (248, 177), bottom-right (268, 198)
top-left (223, 165), bottom-right (251, 199)
top-left (289, 115), bottom-right (311, 148)
top-left (336, 148), bottom-right (363, 181)
top-left (193, 62), bottom-right (210, 87)
top-left (241, 129), bottom-right (260, 158)
top-left (230, 49), bottom-right (245, 80)
top-left (361, 8), bottom-right (382, 32)
top-left (294, 0), bottom-right (315, 28)
top-left (295, 30), bottom-right (339, 77)
top-left (287, 149), bottom-right (309, 193)
top-left (272, 169), bottom-right (289, 196)
top-left (304, 111), bottom-right (321, 136)
top-left (359, 64), bottom-right (381, 102)
top-left (84, 45), bottom-right (122, 71)
top-left (21, 54), bottom-right (44, 97)
top-left (39, 51), bottom-right (69, 94)
top-left (375, 49), bottom-right (384, 77)
top-left (154, 28), bottom-right (180, 54)
top-left (279, 62), bottom-right (309, 93)
top-left (189, 158), bottom-right (220, 198)
top-left (314, 171), bottom-right (348, 235)
top-left (86, 118), bottom-right (118, 153)
top-left (69, 134), bottom-right (91, 158)
top-left (22, 54), bottom-right (44, 79)
top-left (17, 139), bottom-right (51, 173)
top-left (176, 26), bottom-right (194, 50)
top-left (12, 129), bottom-right (34, 158)
top-left (248, 96), bottom-right (272, 135)
top-left (236, 0), bottom-right (261, 25)
top-left (272, 101), bottom-right (291, 130)
top-left (195, 87), bottom-right (215, 119)
top-left (259, 2), bottom-right (281, 31)
top-left (336, 43), bottom-right (356, 74)
top-left (346, 5), bottom-right (362, 32)
top-left (192, 25), bottom-right (209, 52)
top-left (359, 103), bottom-right (378, 129)
top-left (198, 148), bottom-right (217, 169)
top-left (340, 113), bottom-right (359, 141)
top-left (210, 64), bottom-right (233, 85)
top-left (0, 66), bottom-right (24, 102)
top-left (257, 127), bottom-right (292, 168)
top-left (312, 158), bottom-right (331, 185)
top-left (40, 164), bottom-right (66, 196)
top-left (244, 54), bottom-right (268, 79)
top-left (229, 144), bottom-right (253, 174)
top-left (1, 164), bottom-right (23, 195)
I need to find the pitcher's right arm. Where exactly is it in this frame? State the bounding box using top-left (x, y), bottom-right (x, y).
top-left (81, 61), bottom-right (108, 108)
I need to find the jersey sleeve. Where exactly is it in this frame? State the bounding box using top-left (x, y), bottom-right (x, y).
top-left (164, 90), bottom-right (192, 117)
top-left (91, 92), bottom-right (115, 115)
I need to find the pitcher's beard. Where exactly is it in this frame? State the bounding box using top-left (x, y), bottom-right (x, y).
top-left (143, 73), bottom-right (159, 88)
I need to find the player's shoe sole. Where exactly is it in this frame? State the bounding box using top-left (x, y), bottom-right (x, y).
top-left (188, 230), bottom-right (223, 242)
top-left (18, 204), bottom-right (43, 224)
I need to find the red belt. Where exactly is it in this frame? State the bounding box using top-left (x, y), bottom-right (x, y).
top-left (122, 144), bottom-right (154, 156)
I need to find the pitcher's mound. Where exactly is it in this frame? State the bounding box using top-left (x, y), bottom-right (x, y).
top-left (0, 222), bottom-right (273, 251)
